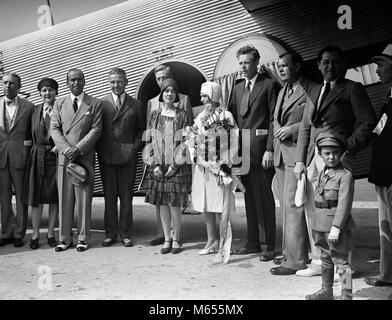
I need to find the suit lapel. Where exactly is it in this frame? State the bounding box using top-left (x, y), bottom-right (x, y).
top-left (10, 97), bottom-right (26, 131)
top-left (113, 93), bottom-right (132, 122)
top-left (249, 75), bottom-right (263, 107)
top-left (66, 94), bottom-right (90, 133)
top-left (281, 85), bottom-right (305, 121)
top-left (317, 80), bottom-right (345, 115)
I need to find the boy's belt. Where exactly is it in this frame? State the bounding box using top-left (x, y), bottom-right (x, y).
top-left (315, 200), bottom-right (338, 209)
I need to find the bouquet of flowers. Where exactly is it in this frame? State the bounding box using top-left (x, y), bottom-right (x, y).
top-left (184, 105), bottom-right (245, 193)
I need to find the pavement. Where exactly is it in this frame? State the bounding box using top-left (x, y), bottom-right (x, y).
top-left (0, 179), bottom-right (392, 301)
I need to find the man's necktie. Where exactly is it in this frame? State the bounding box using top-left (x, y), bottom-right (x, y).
top-left (287, 83), bottom-right (294, 98)
top-left (73, 97), bottom-right (78, 113)
top-left (116, 95), bottom-right (121, 110)
top-left (313, 82), bottom-right (331, 125)
top-left (6, 99), bottom-right (15, 106)
top-left (240, 81), bottom-right (251, 116)
top-left (318, 82), bottom-right (331, 108)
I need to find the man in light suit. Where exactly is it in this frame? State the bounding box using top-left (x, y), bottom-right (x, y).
top-left (51, 68), bottom-right (103, 252)
top-left (147, 64), bottom-right (194, 246)
top-left (269, 52), bottom-right (318, 275)
top-left (97, 67), bottom-right (145, 247)
top-left (294, 45), bottom-right (377, 276)
top-left (0, 72), bottom-right (34, 247)
top-left (229, 45), bottom-right (281, 261)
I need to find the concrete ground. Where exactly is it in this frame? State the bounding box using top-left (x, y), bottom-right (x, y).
top-left (0, 179), bottom-right (391, 300)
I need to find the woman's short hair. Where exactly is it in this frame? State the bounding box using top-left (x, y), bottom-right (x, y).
top-left (37, 77), bottom-right (59, 94)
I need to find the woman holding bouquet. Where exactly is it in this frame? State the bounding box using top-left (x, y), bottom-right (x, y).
top-left (188, 81), bottom-right (244, 264)
top-left (143, 78), bottom-right (191, 254)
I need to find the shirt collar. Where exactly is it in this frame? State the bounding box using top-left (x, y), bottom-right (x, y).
top-left (246, 74), bottom-right (258, 87)
top-left (70, 92), bottom-right (84, 103)
top-left (111, 92), bottom-right (125, 104)
top-left (5, 96), bottom-right (18, 105)
top-left (323, 80), bottom-right (336, 89)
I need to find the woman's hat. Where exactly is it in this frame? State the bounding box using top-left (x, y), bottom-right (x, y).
top-left (158, 78), bottom-right (180, 103)
top-left (37, 77), bottom-right (59, 94)
top-left (200, 81), bottom-right (222, 103)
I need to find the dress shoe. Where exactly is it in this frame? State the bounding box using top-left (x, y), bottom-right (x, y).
top-left (296, 265), bottom-right (322, 277)
top-left (14, 238), bottom-right (24, 247)
top-left (273, 255), bottom-right (283, 265)
top-left (259, 249), bottom-right (274, 261)
top-left (149, 237), bottom-right (165, 246)
top-left (270, 266), bottom-right (297, 275)
top-left (171, 240), bottom-right (182, 254)
top-left (365, 277), bottom-right (392, 287)
top-left (123, 238), bottom-right (133, 247)
top-left (76, 241), bottom-right (88, 252)
top-left (160, 240), bottom-right (172, 254)
top-left (0, 237), bottom-right (14, 246)
top-left (232, 246), bottom-right (261, 255)
top-left (29, 238), bottom-right (39, 250)
top-left (305, 288), bottom-right (334, 300)
top-left (198, 240), bottom-right (219, 255)
top-left (55, 241), bottom-right (73, 252)
top-left (46, 234), bottom-right (58, 247)
top-left (102, 238), bottom-right (116, 247)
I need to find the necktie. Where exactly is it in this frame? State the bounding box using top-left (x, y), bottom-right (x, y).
top-left (73, 97), bottom-right (78, 113)
top-left (116, 95), bottom-right (121, 110)
top-left (318, 82), bottom-right (331, 108)
top-left (240, 81), bottom-right (251, 116)
top-left (44, 106), bottom-right (52, 130)
top-left (6, 99), bottom-right (15, 106)
top-left (287, 84), bottom-right (294, 98)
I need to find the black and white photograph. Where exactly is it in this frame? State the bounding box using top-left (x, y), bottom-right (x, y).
top-left (0, 0), bottom-right (392, 311)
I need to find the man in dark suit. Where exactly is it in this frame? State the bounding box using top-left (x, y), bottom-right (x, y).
top-left (270, 52), bottom-right (318, 275)
top-left (229, 45), bottom-right (281, 261)
top-left (51, 68), bottom-right (103, 252)
top-left (146, 64), bottom-right (194, 246)
top-left (97, 67), bottom-right (145, 247)
top-left (0, 72), bottom-right (34, 247)
top-left (294, 45), bottom-right (377, 276)
top-left (365, 44), bottom-right (392, 287)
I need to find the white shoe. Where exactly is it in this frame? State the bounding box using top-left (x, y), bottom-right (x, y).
top-left (296, 265), bottom-right (322, 277)
top-left (198, 240), bottom-right (219, 255)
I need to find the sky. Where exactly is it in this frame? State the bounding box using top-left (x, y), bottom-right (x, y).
top-left (0, 0), bottom-right (128, 42)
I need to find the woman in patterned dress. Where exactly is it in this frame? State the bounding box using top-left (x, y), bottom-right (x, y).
top-left (23, 78), bottom-right (59, 249)
top-left (143, 79), bottom-right (191, 254)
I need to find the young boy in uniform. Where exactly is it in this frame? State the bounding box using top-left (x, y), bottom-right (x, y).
top-left (305, 132), bottom-right (355, 300)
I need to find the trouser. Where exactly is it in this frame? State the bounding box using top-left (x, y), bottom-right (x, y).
top-left (0, 166), bottom-right (28, 239)
top-left (57, 164), bottom-right (93, 242)
top-left (242, 164), bottom-right (275, 250)
top-left (101, 163), bottom-right (135, 239)
top-left (275, 164), bottom-right (308, 270)
top-left (375, 185), bottom-right (392, 282)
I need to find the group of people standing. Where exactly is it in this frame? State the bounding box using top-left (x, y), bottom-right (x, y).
top-left (0, 41), bottom-right (392, 299)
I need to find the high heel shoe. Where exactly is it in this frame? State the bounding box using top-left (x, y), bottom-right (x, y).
top-left (160, 240), bottom-right (172, 254)
top-left (198, 240), bottom-right (219, 255)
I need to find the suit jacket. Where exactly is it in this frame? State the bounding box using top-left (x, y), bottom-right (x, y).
top-left (295, 78), bottom-right (377, 166)
top-left (312, 165), bottom-right (355, 232)
top-left (273, 77), bottom-right (318, 167)
top-left (147, 93), bottom-right (193, 126)
top-left (368, 93), bottom-right (392, 187)
top-left (0, 96), bottom-right (34, 169)
top-left (97, 93), bottom-right (146, 165)
top-left (50, 93), bottom-right (103, 175)
top-left (228, 73), bottom-right (281, 166)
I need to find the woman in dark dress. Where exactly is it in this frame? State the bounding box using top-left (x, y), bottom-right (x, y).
top-left (23, 78), bottom-right (59, 249)
top-left (143, 79), bottom-right (191, 254)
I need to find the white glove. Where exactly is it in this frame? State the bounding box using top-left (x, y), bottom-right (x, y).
top-left (328, 226), bottom-right (340, 243)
